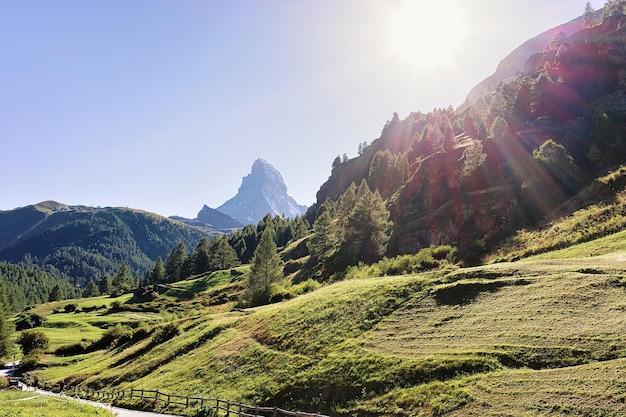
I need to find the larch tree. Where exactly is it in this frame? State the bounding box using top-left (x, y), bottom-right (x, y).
top-left (245, 228), bottom-right (283, 306)
top-left (99, 275), bottom-right (112, 295)
top-left (164, 241), bottom-right (188, 282)
top-left (112, 263), bottom-right (134, 294)
top-left (48, 284), bottom-right (63, 302)
top-left (342, 180), bottom-right (393, 264)
top-left (191, 238), bottom-right (211, 275)
top-left (209, 235), bottom-right (241, 271)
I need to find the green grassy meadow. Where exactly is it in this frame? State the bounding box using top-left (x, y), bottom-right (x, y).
top-left (0, 389), bottom-right (113, 417)
top-left (11, 193), bottom-right (626, 416)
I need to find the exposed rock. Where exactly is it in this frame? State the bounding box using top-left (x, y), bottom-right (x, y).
top-left (217, 159), bottom-right (307, 225)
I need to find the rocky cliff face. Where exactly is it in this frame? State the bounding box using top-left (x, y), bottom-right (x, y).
top-left (217, 159), bottom-right (307, 225)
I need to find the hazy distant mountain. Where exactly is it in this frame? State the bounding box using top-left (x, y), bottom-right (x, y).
top-left (171, 205), bottom-right (243, 232)
top-left (216, 159), bottom-right (307, 225)
top-left (0, 201), bottom-right (209, 284)
top-left (462, 14), bottom-right (586, 108)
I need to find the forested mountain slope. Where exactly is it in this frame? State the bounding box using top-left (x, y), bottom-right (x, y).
top-left (0, 201), bottom-right (209, 286)
top-left (312, 14), bottom-right (626, 260)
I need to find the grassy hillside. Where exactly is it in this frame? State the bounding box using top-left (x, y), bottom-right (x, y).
top-left (10, 181), bottom-right (626, 416)
top-left (19, 230), bottom-right (626, 416)
top-left (0, 389), bottom-right (114, 416)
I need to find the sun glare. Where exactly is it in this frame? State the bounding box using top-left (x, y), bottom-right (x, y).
top-left (385, 0), bottom-right (469, 73)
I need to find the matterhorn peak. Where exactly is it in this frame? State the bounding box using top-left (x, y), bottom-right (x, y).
top-left (216, 159), bottom-right (307, 225)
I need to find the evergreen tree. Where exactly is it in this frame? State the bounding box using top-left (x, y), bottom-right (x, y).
top-left (209, 236), bottom-right (241, 271)
top-left (82, 280), bottom-right (100, 298)
top-left (149, 256), bottom-right (166, 284)
top-left (99, 275), bottom-right (112, 295)
top-left (164, 241), bottom-right (187, 282)
top-left (489, 115), bottom-right (511, 140)
top-left (191, 238), bottom-right (211, 275)
top-left (112, 263), bottom-right (134, 294)
top-left (342, 180), bottom-right (393, 264)
top-left (231, 224), bottom-right (258, 264)
top-left (584, 2), bottom-right (596, 28)
top-left (48, 284), bottom-right (63, 302)
top-left (308, 208), bottom-right (338, 261)
top-left (332, 155), bottom-right (341, 169)
top-left (533, 139), bottom-right (582, 194)
top-left (245, 228), bottom-right (283, 306)
top-left (289, 216), bottom-right (310, 242)
top-left (0, 285), bottom-right (13, 358)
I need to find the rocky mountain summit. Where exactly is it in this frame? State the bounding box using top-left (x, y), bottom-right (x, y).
top-left (216, 159), bottom-right (307, 225)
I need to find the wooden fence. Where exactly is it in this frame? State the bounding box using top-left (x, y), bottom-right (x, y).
top-left (24, 376), bottom-right (328, 417)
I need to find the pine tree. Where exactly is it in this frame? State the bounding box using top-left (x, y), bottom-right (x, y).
top-left (584, 2), bottom-right (596, 28)
top-left (191, 238), bottom-right (211, 275)
top-left (209, 236), bottom-right (241, 271)
top-left (112, 263), bottom-right (133, 294)
top-left (308, 209), bottom-right (338, 261)
top-left (99, 275), bottom-right (112, 295)
top-left (245, 228), bottom-right (283, 306)
top-left (149, 256), bottom-right (166, 284)
top-left (164, 241), bottom-right (187, 282)
top-left (82, 280), bottom-right (100, 297)
top-left (342, 180), bottom-right (393, 264)
top-left (48, 284), bottom-right (63, 302)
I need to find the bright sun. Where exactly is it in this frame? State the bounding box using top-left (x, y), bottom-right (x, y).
top-left (384, 0), bottom-right (470, 73)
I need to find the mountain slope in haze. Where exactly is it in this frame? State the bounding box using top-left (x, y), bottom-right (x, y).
top-left (313, 13), bottom-right (626, 258)
top-left (462, 14), bottom-right (586, 107)
top-left (217, 159), bottom-right (307, 225)
top-left (0, 201), bottom-right (209, 285)
top-left (170, 205), bottom-right (243, 233)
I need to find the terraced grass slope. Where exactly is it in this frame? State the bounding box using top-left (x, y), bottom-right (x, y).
top-left (29, 238), bottom-right (626, 416)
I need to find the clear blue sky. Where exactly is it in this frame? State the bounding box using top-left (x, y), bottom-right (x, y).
top-left (0, 0), bottom-right (603, 218)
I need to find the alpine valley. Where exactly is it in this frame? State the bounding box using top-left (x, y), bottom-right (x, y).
top-left (4, 7), bottom-right (626, 417)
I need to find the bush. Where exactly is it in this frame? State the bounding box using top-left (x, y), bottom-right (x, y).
top-left (293, 278), bottom-right (321, 294)
top-left (15, 313), bottom-right (46, 331)
top-left (64, 303), bottom-right (78, 313)
top-left (151, 323), bottom-right (180, 346)
top-left (54, 342), bottom-right (88, 356)
top-left (18, 353), bottom-right (41, 372)
top-left (91, 324), bottom-right (133, 350)
top-left (17, 330), bottom-right (49, 355)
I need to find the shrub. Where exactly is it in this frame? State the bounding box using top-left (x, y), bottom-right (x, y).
top-left (18, 353), bottom-right (40, 372)
top-left (293, 278), bottom-right (321, 294)
top-left (91, 324), bottom-right (133, 350)
top-left (64, 303), bottom-right (78, 313)
top-left (15, 313), bottom-right (46, 331)
top-left (17, 330), bottom-right (49, 355)
top-left (110, 300), bottom-right (123, 310)
top-left (151, 323), bottom-right (180, 346)
top-left (54, 342), bottom-right (88, 356)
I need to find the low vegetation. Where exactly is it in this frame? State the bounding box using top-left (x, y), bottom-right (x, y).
top-left (0, 389), bottom-right (114, 416)
top-left (7, 223), bottom-right (625, 416)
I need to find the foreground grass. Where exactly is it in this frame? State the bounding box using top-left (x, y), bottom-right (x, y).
top-left (20, 201), bottom-right (626, 417)
top-left (0, 389), bottom-right (113, 416)
top-left (28, 247), bottom-right (626, 416)
top-left (488, 188), bottom-right (626, 262)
